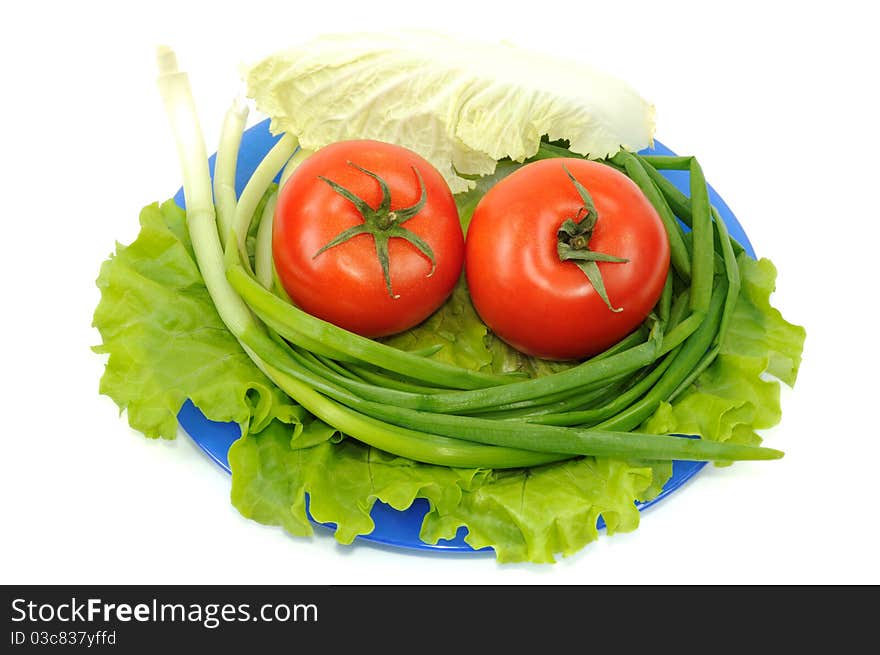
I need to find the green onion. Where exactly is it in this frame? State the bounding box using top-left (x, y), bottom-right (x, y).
top-left (232, 133), bottom-right (297, 273)
top-left (156, 47), bottom-right (254, 338)
top-left (688, 157), bottom-right (715, 314)
top-left (253, 192), bottom-right (277, 289)
top-left (339, 361), bottom-right (448, 395)
top-left (611, 150), bottom-right (692, 280)
top-left (712, 206), bottom-right (742, 344)
top-left (280, 147), bottom-right (313, 187)
top-left (597, 276), bottom-right (726, 432)
top-left (635, 153), bottom-right (747, 257)
top-left (637, 155), bottom-right (692, 170)
top-left (228, 262), bottom-right (533, 390)
top-left (213, 96), bottom-right (248, 247)
top-left (528, 349), bottom-right (678, 426)
top-left (256, 350), bottom-right (568, 468)
top-left (229, 262), bottom-right (662, 412)
top-left (240, 323), bottom-right (782, 463)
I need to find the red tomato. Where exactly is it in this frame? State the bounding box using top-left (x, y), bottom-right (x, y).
top-left (274, 140), bottom-right (464, 337)
top-left (465, 158), bottom-right (670, 360)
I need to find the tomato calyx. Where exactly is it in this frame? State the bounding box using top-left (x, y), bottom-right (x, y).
top-left (556, 165), bottom-right (629, 313)
top-left (313, 162), bottom-right (436, 299)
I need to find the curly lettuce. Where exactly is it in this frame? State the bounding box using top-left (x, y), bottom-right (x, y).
top-left (93, 200), bottom-right (303, 439)
top-left (643, 256), bottom-right (806, 451)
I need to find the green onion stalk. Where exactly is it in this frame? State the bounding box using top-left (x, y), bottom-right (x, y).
top-left (253, 192), bottom-right (277, 289)
top-left (233, 133), bottom-right (297, 273)
top-left (213, 95), bottom-right (248, 248)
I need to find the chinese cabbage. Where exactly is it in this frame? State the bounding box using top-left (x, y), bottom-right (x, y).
top-left (245, 32), bottom-right (655, 193)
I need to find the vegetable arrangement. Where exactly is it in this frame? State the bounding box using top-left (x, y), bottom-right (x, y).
top-left (93, 33), bottom-right (805, 562)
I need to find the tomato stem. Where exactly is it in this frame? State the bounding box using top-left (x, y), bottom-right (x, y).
top-left (556, 165), bottom-right (629, 312)
top-left (313, 162), bottom-right (436, 298)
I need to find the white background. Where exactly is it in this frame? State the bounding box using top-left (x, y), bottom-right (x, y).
top-left (2, 0), bottom-right (878, 584)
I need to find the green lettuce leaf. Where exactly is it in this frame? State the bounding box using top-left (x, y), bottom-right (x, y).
top-left (642, 254), bottom-right (806, 452)
top-left (230, 420), bottom-right (491, 544)
top-left (721, 256), bottom-right (805, 387)
top-left (421, 457), bottom-right (654, 563)
top-left (381, 282), bottom-right (494, 373)
top-left (93, 200), bottom-right (303, 439)
top-left (230, 420), bottom-right (656, 562)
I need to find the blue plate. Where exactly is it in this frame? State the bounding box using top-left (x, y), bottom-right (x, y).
top-left (176, 120), bottom-right (755, 552)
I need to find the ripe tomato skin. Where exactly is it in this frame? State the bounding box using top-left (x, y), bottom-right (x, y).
top-left (273, 140), bottom-right (464, 338)
top-left (465, 158), bottom-right (670, 360)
